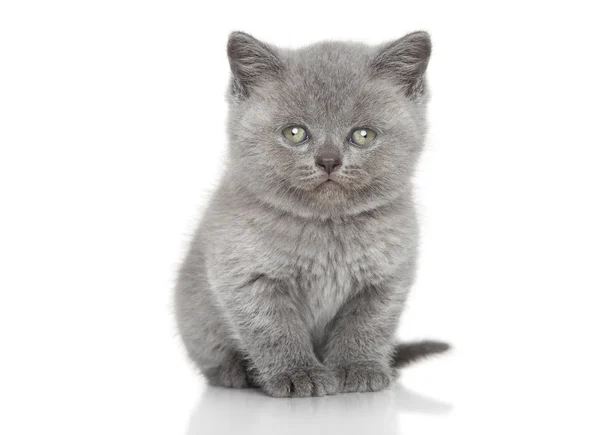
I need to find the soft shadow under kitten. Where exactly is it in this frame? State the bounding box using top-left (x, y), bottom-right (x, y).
top-left (175, 31), bottom-right (449, 398)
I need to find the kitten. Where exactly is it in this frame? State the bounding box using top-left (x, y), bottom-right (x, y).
top-left (175, 31), bottom-right (449, 397)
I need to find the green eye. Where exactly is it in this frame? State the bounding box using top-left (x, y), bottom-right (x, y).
top-left (282, 125), bottom-right (308, 144)
top-left (350, 128), bottom-right (377, 146)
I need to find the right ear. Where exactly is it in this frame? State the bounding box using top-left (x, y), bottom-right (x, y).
top-left (370, 31), bottom-right (432, 98)
top-left (227, 32), bottom-right (284, 99)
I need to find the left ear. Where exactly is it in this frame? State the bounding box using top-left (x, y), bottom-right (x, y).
top-left (370, 31), bottom-right (431, 98)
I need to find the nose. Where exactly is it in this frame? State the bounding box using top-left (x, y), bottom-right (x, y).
top-left (315, 151), bottom-right (342, 175)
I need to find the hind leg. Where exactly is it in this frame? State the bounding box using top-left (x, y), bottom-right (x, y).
top-left (175, 254), bottom-right (254, 389)
top-left (203, 350), bottom-right (253, 388)
top-left (177, 291), bottom-right (253, 388)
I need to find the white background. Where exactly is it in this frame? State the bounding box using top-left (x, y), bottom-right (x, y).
top-left (1, 1), bottom-right (599, 434)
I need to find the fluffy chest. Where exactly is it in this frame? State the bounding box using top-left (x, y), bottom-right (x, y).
top-left (274, 219), bottom-right (409, 334)
top-left (228, 206), bottom-right (416, 335)
top-left (294, 246), bottom-right (355, 335)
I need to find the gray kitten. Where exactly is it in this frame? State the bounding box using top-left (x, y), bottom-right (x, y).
top-left (175, 31), bottom-right (449, 398)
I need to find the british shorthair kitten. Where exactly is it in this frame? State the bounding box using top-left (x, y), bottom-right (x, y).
top-left (175, 31), bottom-right (448, 397)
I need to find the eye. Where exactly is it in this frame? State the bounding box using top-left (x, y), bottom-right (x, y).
top-left (282, 125), bottom-right (309, 144)
top-left (350, 128), bottom-right (377, 146)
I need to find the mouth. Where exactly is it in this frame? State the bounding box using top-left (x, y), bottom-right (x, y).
top-left (316, 178), bottom-right (339, 189)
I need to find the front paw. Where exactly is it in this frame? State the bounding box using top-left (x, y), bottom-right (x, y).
top-left (335, 361), bottom-right (394, 393)
top-left (261, 366), bottom-right (338, 398)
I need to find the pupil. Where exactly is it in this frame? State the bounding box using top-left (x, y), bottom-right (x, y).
top-left (361, 130), bottom-right (367, 137)
top-left (291, 128), bottom-right (298, 136)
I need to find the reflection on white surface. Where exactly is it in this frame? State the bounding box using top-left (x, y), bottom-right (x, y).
top-left (187, 384), bottom-right (451, 435)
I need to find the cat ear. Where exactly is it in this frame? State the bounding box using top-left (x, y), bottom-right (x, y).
top-left (227, 31), bottom-right (284, 99)
top-left (370, 31), bottom-right (431, 98)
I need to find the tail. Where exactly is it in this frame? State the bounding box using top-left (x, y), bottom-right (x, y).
top-left (391, 340), bottom-right (451, 368)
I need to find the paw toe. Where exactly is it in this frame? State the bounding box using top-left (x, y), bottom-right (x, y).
top-left (337, 361), bottom-right (393, 393)
top-left (262, 367), bottom-right (338, 398)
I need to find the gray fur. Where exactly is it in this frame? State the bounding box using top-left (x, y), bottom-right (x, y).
top-left (175, 31), bottom-right (448, 397)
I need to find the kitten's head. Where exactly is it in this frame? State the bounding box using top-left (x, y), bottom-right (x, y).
top-left (225, 31), bottom-right (431, 218)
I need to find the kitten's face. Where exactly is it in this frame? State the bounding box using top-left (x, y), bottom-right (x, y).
top-left (226, 33), bottom-right (431, 218)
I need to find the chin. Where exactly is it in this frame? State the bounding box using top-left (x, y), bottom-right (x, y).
top-left (316, 179), bottom-right (342, 190)
top-left (313, 181), bottom-right (345, 197)
top-left (272, 181), bottom-right (375, 218)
